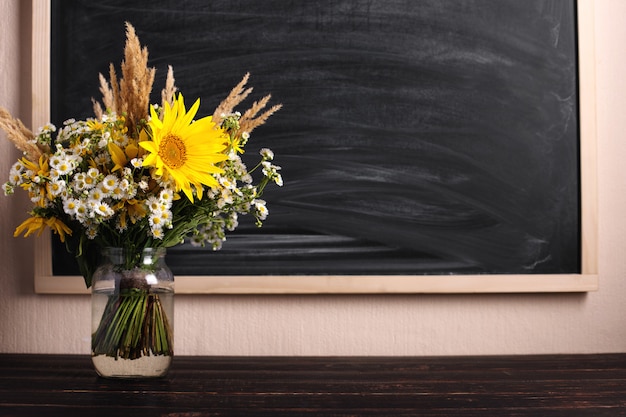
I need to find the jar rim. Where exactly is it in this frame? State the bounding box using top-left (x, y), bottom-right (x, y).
top-left (102, 247), bottom-right (167, 255)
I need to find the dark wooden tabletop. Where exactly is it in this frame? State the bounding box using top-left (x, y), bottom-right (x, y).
top-left (1, 353), bottom-right (625, 416)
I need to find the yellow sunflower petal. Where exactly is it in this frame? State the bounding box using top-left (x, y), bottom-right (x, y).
top-left (142, 93), bottom-right (229, 202)
top-left (150, 105), bottom-right (163, 129)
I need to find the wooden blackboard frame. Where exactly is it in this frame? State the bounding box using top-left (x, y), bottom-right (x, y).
top-left (31, 0), bottom-right (598, 294)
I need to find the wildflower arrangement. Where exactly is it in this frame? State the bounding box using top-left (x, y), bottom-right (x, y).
top-left (0, 23), bottom-right (282, 287)
top-left (0, 23), bottom-right (282, 366)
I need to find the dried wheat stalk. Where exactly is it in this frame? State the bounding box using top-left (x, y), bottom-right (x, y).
top-left (92, 22), bottom-right (156, 138)
top-left (0, 107), bottom-right (43, 160)
top-left (213, 73), bottom-right (282, 134)
top-left (92, 28), bottom-right (279, 139)
top-left (161, 65), bottom-right (177, 109)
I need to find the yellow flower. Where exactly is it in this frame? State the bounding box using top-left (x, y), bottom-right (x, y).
top-left (14, 216), bottom-right (72, 242)
top-left (86, 120), bottom-right (105, 131)
top-left (14, 217), bottom-right (46, 238)
top-left (20, 156), bottom-right (50, 207)
top-left (140, 94), bottom-right (228, 201)
top-left (45, 217), bottom-right (73, 242)
top-left (125, 198), bottom-right (148, 223)
top-left (21, 155), bottom-right (49, 179)
top-left (230, 135), bottom-right (244, 155)
top-left (108, 142), bottom-right (127, 172)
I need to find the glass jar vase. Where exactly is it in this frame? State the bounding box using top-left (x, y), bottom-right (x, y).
top-left (91, 247), bottom-right (174, 378)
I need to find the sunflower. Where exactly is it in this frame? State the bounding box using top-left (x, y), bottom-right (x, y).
top-left (140, 94), bottom-right (228, 201)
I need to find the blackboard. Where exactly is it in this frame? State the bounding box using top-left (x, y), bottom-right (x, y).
top-left (49, 0), bottom-right (581, 277)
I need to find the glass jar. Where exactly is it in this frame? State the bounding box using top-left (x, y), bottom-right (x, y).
top-left (91, 247), bottom-right (174, 378)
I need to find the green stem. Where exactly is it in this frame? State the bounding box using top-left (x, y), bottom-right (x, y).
top-left (92, 289), bottom-right (173, 360)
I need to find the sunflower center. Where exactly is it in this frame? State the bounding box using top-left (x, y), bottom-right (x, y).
top-left (159, 134), bottom-right (187, 169)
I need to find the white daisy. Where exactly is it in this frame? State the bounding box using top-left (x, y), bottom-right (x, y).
top-left (101, 174), bottom-right (119, 193)
top-left (88, 186), bottom-right (106, 202)
top-left (260, 148), bottom-right (274, 161)
top-left (47, 179), bottom-right (66, 197)
top-left (94, 201), bottom-right (114, 218)
top-left (254, 199), bottom-right (268, 220)
top-left (63, 198), bottom-right (79, 215)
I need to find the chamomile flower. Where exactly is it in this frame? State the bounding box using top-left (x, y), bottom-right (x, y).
top-left (100, 174), bottom-right (119, 194)
top-left (254, 199), bottom-right (268, 220)
top-left (260, 148), bottom-right (274, 161)
top-left (150, 227), bottom-right (164, 240)
top-left (146, 196), bottom-right (164, 212)
top-left (3, 182), bottom-right (14, 195)
top-left (8, 163), bottom-right (24, 185)
top-left (273, 172), bottom-right (283, 187)
top-left (72, 174), bottom-right (87, 191)
top-left (63, 198), bottom-right (80, 215)
top-left (262, 161), bottom-right (283, 186)
top-left (85, 225), bottom-right (98, 240)
top-left (74, 200), bottom-right (89, 222)
top-left (159, 209), bottom-right (173, 227)
top-left (219, 177), bottom-right (236, 190)
top-left (148, 211), bottom-right (164, 229)
top-left (159, 188), bottom-right (174, 207)
top-left (47, 178), bottom-right (66, 197)
top-left (88, 185), bottom-right (106, 202)
top-left (49, 154), bottom-right (75, 176)
top-left (109, 185), bottom-right (126, 200)
top-left (84, 168), bottom-right (100, 189)
top-left (217, 188), bottom-right (233, 209)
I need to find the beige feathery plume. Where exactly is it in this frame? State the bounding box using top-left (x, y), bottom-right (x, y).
top-left (92, 72), bottom-right (115, 119)
top-left (107, 63), bottom-right (121, 113)
top-left (239, 95), bottom-right (282, 135)
top-left (93, 22), bottom-right (156, 138)
top-left (161, 65), bottom-right (177, 110)
top-left (213, 73), bottom-right (282, 134)
top-left (212, 72), bottom-right (254, 126)
top-left (119, 22), bottom-right (155, 135)
top-left (0, 107), bottom-right (43, 160)
top-left (92, 99), bottom-right (104, 120)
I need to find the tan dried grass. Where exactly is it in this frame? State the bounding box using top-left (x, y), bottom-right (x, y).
top-left (213, 73), bottom-right (282, 134)
top-left (0, 107), bottom-right (42, 160)
top-left (161, 65), bottom-right (177, 109)
top-left (93, 27), bottom-right (281, 139)
top-left (93, 22), bottom-right (156, 138)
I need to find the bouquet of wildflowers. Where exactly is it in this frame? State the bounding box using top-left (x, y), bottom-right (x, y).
top-left (0, 23), bottom-right (282, 285)
top-left (0, 23), bottom-right (282, 362)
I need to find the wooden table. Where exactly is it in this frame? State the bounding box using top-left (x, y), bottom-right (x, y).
top-left (1, 354), bottom-right (625, 416)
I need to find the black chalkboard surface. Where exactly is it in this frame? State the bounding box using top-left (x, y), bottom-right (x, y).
top-left (50, 0), bottom-right (580, 276)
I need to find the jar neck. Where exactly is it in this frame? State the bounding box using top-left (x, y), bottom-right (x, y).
top-left (102, 247), bottom-right (167, 270)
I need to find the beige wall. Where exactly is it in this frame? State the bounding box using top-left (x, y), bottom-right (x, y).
top-left (1, 0), bottom-right (625, 356)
